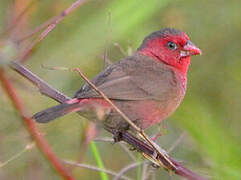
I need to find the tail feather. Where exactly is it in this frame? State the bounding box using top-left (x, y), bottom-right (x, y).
top-left (33, 102), bottom-right (81, 123)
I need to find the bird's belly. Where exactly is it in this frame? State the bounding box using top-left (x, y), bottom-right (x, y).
top-left (105, 96), bottom-right (184, 130)
top-left (127, 99), bottom-right (182, 129)
top-left (77, 95), bottom-right (184, 131)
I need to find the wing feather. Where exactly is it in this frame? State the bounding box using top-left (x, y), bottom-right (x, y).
top-left (74, 54), bottom-right (178, 101)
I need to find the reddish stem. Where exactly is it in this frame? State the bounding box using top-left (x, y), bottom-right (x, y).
top-left (0, 0), bottom-right (38, 37)
top-left (17, 0), bottom-right (88, 62)
top-left (0, 68), bottom-right (75, 180)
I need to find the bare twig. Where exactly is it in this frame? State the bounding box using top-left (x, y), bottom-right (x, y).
top-left (94, 137), bottom-right (114, 143)
top-left (113, 43), bottom-right (127, 56)
top-left (99, 54), bottom-right (113, 66)
top-left (142, 165), bottom-right (154, 180)
top-left (141, 162), bottom-right (149, 180)
top-left (168, 132), bottom-right (186, 153)
top-left (17, 0), bottom-right (88, 43)
top-left (0, 143), bottom-right (35, 168)
top-left (103, 12), bottom-right (112, 68)
top-left (113, 130), bottom-right (207, 180)
top-left (119, 143), bottom-right (136, 162)
top-left (17, 0), bottom-right (88, 62)
top-left (94, 137), bottom-right (136, 161)
top-left (0, 0), bottom-right (38, 37)
top-left (9, 61), bottom-right (70, 103)
top-left (0, 68), bottom-right (75, 180)
top-left (113, 162), bottom-right (144, 180)
top-left (16, 15), bottom-right (57, 42)
top-left (64, 160), bottom-right (132, 180)
top-left (9, 62), bottom-right (207, 180)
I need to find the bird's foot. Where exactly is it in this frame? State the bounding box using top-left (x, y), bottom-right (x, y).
top-left (113, 130), bottom-right (123, 143)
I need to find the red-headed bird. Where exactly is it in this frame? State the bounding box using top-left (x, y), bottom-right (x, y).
top-left (33, 28), bottom-right (201, 131)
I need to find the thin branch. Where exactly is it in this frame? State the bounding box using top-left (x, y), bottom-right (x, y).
top-left (142, 165), bottom-right (154, 180)
top-left (99, 54), bottom-right (113, 66)
top-left (94, 137), bottom-right (114, 143)
top-left (113, 162), bottom-right (144, 180)
top-left (114, 128), bottom-right (207, 180)
top-left (64, 160), bottom-right (132, 180)
top-left (16, 0), bottom-right (88, 43)
top-left (0, 143), bottom-right (35, 168)
top-left (141, 162), bottom-right (148, 180)
top-left (113, 43), bottom-right (127, 56)
top-left (168, 132), bottom-right (186, 153)
top-left (9, 62), bottom-right (207, 180)
top-left (119, 143), bottom-right (136, 162)
top-left (103, 12), bottom-right (112, 69)
top-left (0, 0), bottom-right (38, 37)
top-left (9, 61), bottom-right (70, 103)
top-left (16, 14), bottom-right (57, 43)
top-left (16, 0), bottom-right (88, 62)
top-left (94, 137), bottom-right (136, 161)
top-left (0, 68), bottom-right (75, 180)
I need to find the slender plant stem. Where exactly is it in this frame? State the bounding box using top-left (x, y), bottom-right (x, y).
top-left (64, 160), bottom-right (132, 180)
top-left (113, 162), bottom-right (144, 180)
top-left (141, 162), bottom-right (148, 180)
top-left (17, 0), bottom-right (88, 62)
top-left (0, 143), bottom-right (35, 168)
top-left (0, 68), bottom-right (75, 180)
top-left (90, 141), bottom-right (109, 180)
top-left (168, 132), bottom-right (186, 153)
top-left (94, 137), bottom-right (136, 161)
top-left (119, 143), bottom-right (136, 162)
top-left (137, 156), bottom-right (142, 180)
top-left (113, 43), bottom-right (127, 56)
top-left (10, 61), bottom-right (70, 103)
top-left (0, 0), bottom-right (38, 37)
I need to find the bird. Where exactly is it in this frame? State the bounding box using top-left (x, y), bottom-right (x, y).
top-left (33, 28), bottom-right (201, 132)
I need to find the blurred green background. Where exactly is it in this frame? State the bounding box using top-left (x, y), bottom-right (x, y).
top-left (0, 0), bottom-right (241, 179)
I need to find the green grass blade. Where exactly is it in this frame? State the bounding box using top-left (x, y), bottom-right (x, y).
top-left (90, 141), bottom-right (109, 180)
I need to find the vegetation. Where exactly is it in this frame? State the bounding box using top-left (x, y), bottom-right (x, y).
top-left (0, 0), bottom-right (240, 179)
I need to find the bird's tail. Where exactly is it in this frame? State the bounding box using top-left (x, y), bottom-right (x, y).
top-left (33, 98), bottom-right (83, 123)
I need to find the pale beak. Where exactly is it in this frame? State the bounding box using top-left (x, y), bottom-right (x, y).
top-left (180, 40), bottom-right (202, 57)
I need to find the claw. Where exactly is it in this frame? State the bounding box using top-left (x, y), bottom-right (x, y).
top-left (113, 130), bottom-right (123, 142)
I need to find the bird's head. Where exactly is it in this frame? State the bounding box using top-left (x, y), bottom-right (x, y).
top-left (138, 28), bottom-right (201, 75)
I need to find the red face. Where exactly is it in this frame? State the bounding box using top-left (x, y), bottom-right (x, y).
top-left (139, 32), bottom-right (201, 75)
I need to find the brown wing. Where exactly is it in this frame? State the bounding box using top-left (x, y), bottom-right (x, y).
top-left (74, 54), bottom-right (178, 101)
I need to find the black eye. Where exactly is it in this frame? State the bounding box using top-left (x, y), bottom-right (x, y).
top-left (166, 41), bottom-right (177, 50)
